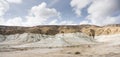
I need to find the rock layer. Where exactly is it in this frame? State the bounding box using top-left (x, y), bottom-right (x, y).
top-left (0, 24), bottom-right (120, 36)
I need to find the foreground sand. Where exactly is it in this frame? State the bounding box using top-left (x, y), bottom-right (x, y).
top-left (1, 43), bottom-right (120, 57)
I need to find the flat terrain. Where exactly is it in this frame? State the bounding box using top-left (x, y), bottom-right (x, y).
top-left (1, 43), bottom-right (120, 57)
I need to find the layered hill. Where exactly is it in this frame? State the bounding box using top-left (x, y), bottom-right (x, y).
top-left (0, 24), bottom-right (120, 48)
top-left (0, 24), bottom-right (120, 36)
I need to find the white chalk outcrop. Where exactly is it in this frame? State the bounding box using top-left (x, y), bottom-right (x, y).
top-left (0, 32), bottom-right (95, 48)
top-left (0, 24), bottom-right (120, 48)
top-left (95, 34), bottom-right (120, 46)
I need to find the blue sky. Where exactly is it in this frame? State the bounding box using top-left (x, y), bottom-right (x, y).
top-left (0, 0), bottom-right (120, 26)
top-left (4, 0), bottom-right (84, 23)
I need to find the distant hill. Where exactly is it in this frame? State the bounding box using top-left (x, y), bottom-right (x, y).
top-left (0, 24), bottom-right (120, 36)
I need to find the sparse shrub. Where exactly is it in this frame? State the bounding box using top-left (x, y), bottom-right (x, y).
top-left (37, 39), bottom-right (41, 41)
top-left (75, 51), bottom-right (81, 54)
top-left (31, 36), bottom-right (34, 38)
top-left (48, 47), bottom-right (52, 49)
top-left (46, 29), bottom-right (59, 35)
top-left (67, 52), bottom-right (71, 54)
top-left (88, 45), bottom-right (91, 48)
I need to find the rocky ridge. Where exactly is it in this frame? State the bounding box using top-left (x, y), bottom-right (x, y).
top-left (0, 24), bottom-right (120, 36)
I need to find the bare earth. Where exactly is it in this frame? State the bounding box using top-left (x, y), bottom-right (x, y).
top-left (1, 43), bottom-right (120, 57)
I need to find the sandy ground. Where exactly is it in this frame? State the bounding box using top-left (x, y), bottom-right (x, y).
top-left (1, 43), bottom-right (120, 57)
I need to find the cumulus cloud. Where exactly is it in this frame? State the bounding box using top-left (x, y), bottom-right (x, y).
top-left (0, 17), bottom-right (5, 25)
top-left (59, 21), bottom-right (77, 25)
top-left (0, 0), bottom-right (9, 25)
top-left (49, 19), bottom-right (58, 25)
top-left (70, 0), bottom-right (91, 16)
top-left (0, 0), bottom-right (9, 16)
top-left (87, 0), bottom-right (120, 25)
top-left (6, 17), bottom-right (23, 26)
top-left (0, 1), bottom-right (61, 26)
top-left (25, 2), bottom-right (60, 26)
top-left (6, 0), bottom-right (22, 4)
top-left (0, 0), bottom-right (23, 26)
top-left (71, 0), bottom-right (120, 25)
top-left (0, 0), bottom-right (23, 17)
top-left (80, 20), bottom-right (90, 25)
top-left (8, 2), bottom-right (60, 26)
top-left (29, 2), bottom-right (60, 19)
top-left (49, 19), bottom-right (77, 25)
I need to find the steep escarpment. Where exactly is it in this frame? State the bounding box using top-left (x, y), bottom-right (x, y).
top-left (0, 26), bottom-right (29, 35)
top-left (0, 24), bottom-right (120, 36)
top-left (81, 26), bottom-right (120, 36)
top-left (0, 24), bottom-right (120, 48)
top-left (0, 25), bottom-right (99, 35)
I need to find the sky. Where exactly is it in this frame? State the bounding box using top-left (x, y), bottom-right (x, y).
top-left (0, 0), bottom-right (120, 26)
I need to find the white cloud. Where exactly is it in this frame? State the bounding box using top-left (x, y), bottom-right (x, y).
top-left (87, 0), bottom-right (120, 25)
top-left (80, 20), bottom-right (90, 25)
top-left (48, 19), bottom-right (77, 25)
top-left (29, 2), bottom-right (60, 19)
top-left (59, 21), bottom-right (77, 25)
top-left (6, 17), bottom-right (23, 26)
top-left (25, 2), bottom-right (60, 26)
top-left (71, 0), bottom-right (120, 25)
top-left (6, 0), bottom-right (22, 4)
top-left (49, 19), bottom-right (58, 25)
top-left (0, 1), bottom-right (61, 26)
top-left (0, 0), bottom-right (9, 16)
top-left (0, 0), bottom-right (23, 26)
top-left (0, 0), bottom-right (9, 25)
top-left (0, 17), bottom-right (5, 25)
top-left (70, 0), bottom-right (91, 16)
